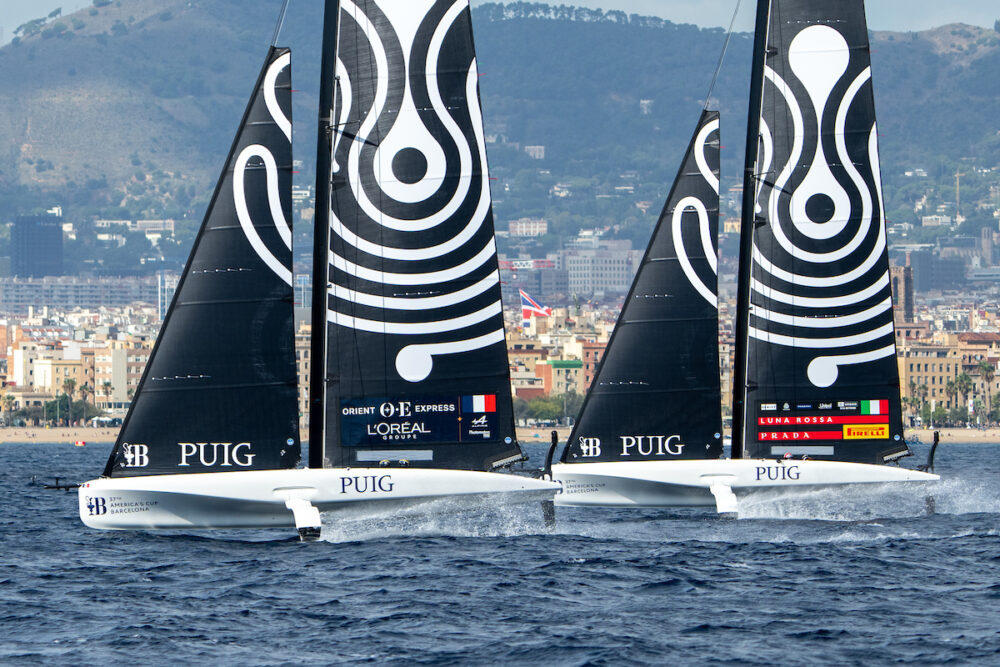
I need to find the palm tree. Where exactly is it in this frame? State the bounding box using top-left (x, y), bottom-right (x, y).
top-left (946, 378), bottom-right (957, 415)
top-left (101, 381), bottom-right (113, 407)
top-left (79, 383), bottom-right (92, 422)
top-left (1, 394), bottom-right (13, 426)
top-left (917, 383), bottom-right (929, 425)
top-left (62, 378), bottom-right (76, 426)
top-left (956, 373), bottom-right (973, 424)
top-left (978, 361), bottom-right (995, 422)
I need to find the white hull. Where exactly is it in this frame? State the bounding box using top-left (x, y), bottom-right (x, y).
top-left (552, 459), bottom-right (939, 510)
top-left (79, 468), bottom-right (560, 534)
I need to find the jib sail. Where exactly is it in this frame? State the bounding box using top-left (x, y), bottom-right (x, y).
top-left (562, 111), bottom-right (723, 464)
top-left (104, 48), bottom-right (300, 477)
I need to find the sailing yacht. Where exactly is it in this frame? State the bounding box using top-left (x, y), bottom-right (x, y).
top-left (553, 0), bottom-right (938, 512)
top-left (79, 0), bottom-right (558, 539)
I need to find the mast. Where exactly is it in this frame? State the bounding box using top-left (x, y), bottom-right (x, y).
top-left (309, 0), bottom-right (340, 469)
top-left (731, 0), bottom-right (772, 460)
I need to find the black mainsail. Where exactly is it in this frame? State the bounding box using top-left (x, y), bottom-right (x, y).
top-left (311, 0), bottom-right (522, 470)
top-left (104, 47), bottom-right (300, 477)
top-left (562, 111), bottom-right (723, 464)
top-left (732, 0), bottom-right (908, 464)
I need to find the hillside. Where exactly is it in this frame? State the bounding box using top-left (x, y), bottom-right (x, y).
top-left (0, 1), bottom-right (998, 260)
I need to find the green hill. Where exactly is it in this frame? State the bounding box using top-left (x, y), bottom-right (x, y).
top-left (0, 1), bottom-right (997, 266)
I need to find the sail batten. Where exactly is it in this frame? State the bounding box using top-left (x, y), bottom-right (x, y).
top-left (734, 0), bottom-right (907, 464)
top-left (103, 47), bottom-right (300, 478)
top-left (562, 110), bottom-right (723, 464)
top-left (318, 0), bottom-right (521, 471)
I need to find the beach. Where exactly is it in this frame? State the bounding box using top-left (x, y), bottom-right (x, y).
top-left (0, 427), bottom-right (119, 445)
top-left (515, 426), bottom-right (1000, 446)
top-left (2, 426), bottom-right (996, 446)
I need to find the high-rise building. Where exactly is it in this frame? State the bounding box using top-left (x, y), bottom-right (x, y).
top-left (11, 215), bottom-right (64, 278)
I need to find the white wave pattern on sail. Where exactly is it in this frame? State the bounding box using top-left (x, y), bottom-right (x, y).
top-left (235, 53), bottom-right (293, 286)
top-left (673, 117), bottom-right (720, 308)
top-left (328, 0), bottom-right (504, 383)
top-left (749, 25), bottom-right (895, 389)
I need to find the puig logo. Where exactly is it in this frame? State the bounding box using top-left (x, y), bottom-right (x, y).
top-left (619, 435), bottom-right (685, 457)
top-left (178, 442), bottom-right (255, 467)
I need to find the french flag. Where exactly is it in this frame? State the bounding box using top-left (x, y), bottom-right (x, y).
top-left (519, 289), bottom-right (551, 327)
top-left (462, 394), bottom-right (496, 413)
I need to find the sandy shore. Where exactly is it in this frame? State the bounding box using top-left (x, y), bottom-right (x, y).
top-left (0, 428), bottom-right (119, 445)
top-left (516, 427), bottom-right (1000, 445)
top-left (1, 426), bottom-right (995, 446)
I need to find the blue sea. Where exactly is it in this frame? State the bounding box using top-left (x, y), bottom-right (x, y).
top-left (1, 440), bottom-right (998, 665)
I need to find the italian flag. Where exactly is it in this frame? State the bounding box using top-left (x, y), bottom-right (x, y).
top-left (861, 399), bottom-right (888, 415)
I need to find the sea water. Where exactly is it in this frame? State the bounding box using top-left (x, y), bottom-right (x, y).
top-left (1, 441), bottom-right (998, 665)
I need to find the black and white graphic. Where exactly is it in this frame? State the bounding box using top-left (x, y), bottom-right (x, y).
top-left (105, 47), bottom-right (300, 478)
top-left (563, 111), bottom-right (723, 464)
top-left (329, 0), bottom-right (504, 383)
top-left (750, 20), bottom-right (894, 388)
top-left (739, 0), bottom-right (906, 463)
top-left (235, 52), bottom-right (294, 286)
top-left (321, 1), bottom-right (521, 471)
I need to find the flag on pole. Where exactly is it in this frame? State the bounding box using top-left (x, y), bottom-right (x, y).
top-left (519, 289), bottom-right (551, 328)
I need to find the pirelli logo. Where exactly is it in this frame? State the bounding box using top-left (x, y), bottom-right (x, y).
top-left (843, 424), bottom-right (889, 440)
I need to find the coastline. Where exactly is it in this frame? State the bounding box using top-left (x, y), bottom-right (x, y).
top-left (1, 426), bottom-right (996, 447)
top-left (515, 427), bottom-right (1000, 445)
top-left (0, 428), bottom-right (119, 445)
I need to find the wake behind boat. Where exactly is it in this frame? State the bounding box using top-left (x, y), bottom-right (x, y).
top-left (554, 0), bottom-right (938, 512)
top-left (79, 0), bottom-right (558, 540)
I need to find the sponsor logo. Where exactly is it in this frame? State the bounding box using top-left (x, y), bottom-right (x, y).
top-left (837, 401), bottom-right (859, 411)
top-left (795, 403), bottom-right (813, 410)
top-left (755, 466), bottom-right (801, 482)
top-left (759, 416), bottom-right (890, 426)
top-left (782, 403), bottom-right (792, 411)
top-left (340, 475), bottom-right (394, 494)
top-left (178, 442), bottom-right (255, 467)
top-left (844, 424), bottom-right (890, 439)
top-left (759, 431), bottom-right (840, 441)
top-left (579, 437), bottom-right (602, 458)
top-left (380, 401), bottom-right (412, 418)
top-left (818, 402), bottom-right (834, 410)
top-left (366, 422), bottom-right (431, 440)
top-left (85, 496), bottom-right (107, 516)
top-left (470, 415), bottom-right (488, 427)
top-left (619, 435), bottom-right (685, 457)
top-left (760, 403), bottom-right (778, 411)
top-left (760, 416), bottom-right (836, 426)
top-left (122, 443), bottom-right (149, 468)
